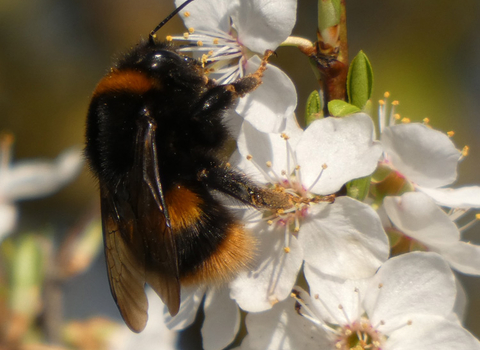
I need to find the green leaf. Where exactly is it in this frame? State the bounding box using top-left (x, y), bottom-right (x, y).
top-left (328, 100), bottom-right (361, 117)
top-left (347, 50), bottom-right (374, 109)
top-left (346, 175), bottom-right (371, 201)
top-left (305, 90), bottom-right (323, 126)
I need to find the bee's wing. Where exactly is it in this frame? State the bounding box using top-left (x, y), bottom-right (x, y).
top-left (133, 117), bottom-right (181, 316)
top-left (101, 116), bottom-right (180, 333)
top-left (101, 187), bottom-right (148, 332)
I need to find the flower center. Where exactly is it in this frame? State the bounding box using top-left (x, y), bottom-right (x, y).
top-left (169, 24), bottom-right (247, 83)
top-left (246, 135), bottom-right (335, 251)
top-left (335, 319), bottom-right (383, 350)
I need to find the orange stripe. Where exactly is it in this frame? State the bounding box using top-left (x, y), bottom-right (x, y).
top-left (181, 223), bottom-right (256, 285)
top-left (165, 185), bottom-right (203, 232)
top-left (93, 69), bottom-right (159, 97)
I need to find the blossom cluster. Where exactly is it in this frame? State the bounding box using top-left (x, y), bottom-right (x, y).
top-left (148, 0), bottom-right (480, 349)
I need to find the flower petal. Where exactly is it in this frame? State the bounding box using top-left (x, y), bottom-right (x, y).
top-left (300, 197), bottom-right (389, 279)
top-left (386, 314), bottom-right (480, 350)
top-left (383, 192), bottom-right (460, 246)
top-left (1, 146), bottom-right (83, 202)
top-left (242, 298), bottom-right (332, 350)
top-left (417, 185), bottom-right (480, 208)
top-left (202, 287), bottom-right (240, 350)
top-left (164, 286), bottom-right (206, 331)
top-left (303, 265), bottom-right (369, 325)
top-left (110, 289), bottom-right (178, 350)
top-left (433, 241), bottom-right (480, 275)
top-left (381, 124), bottom-right (461, 188)
top-left (230, 223), bottom-right (303, 312)
top-left (0, 204), bottom-right (17, 240)
top-left (296, 114), bottom-right (382, 195)
top-left (174, 0), bottom-right (237, 33)
top-left (364, 252), bottom-right (456, 333)
top-left (235, 116), bottom-right (303, 184)
top-left (233, 0), bottom-right (297, 53)
top-left (236, 56), bottom-right (297, 133)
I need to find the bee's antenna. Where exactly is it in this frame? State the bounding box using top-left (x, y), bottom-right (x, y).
top-left (149, 0), bottom-right (196, 45)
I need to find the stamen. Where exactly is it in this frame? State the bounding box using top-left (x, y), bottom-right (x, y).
top-left (459, 214), bottom-right (480, 232)
top-left (309, 290), bottom-right (344, 326)
top-left (284, 224), bottom-right (290, 249)
top-left (338, 304), bottom-right (351, 325)
top-left (246, 155), bottom-right (276, 184)
top-left (307, 164), bottom-right (327, 193)
top-left (447, 131), bottom-right (455, 137)
top-left (291, 291), bottom-right (341, 335)
top-left (354, 287), bottom-right (362, 321)
top-left (449, 208), bottom-right (468, 221)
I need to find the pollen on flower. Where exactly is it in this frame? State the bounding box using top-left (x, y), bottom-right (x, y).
top-left (197, 40), bottom-right (204, 46)
top-left (394, 113), bottom-right (401, 120)
top-left (392, 100), bottom-right (399, 106)
top-left (378, 100), bottom-right (385, 106)
top-left (447, 131), bottom-right (455, 137)
top-left (384, 92), bottom-right (390, 98)
top-left (378, 283), bottom-right (383, 289)
top-left (462, 146), bottom-right (469, 157)
top-left (401, 117), bottom-right (410, 123)
top-left (322, 163), bottom-right (328, 169)
top-left (284, 247), bottom-right (290, 253)
top-left (266, 161), bottom-right (272, 167)
top-left (165, 35), bottom-right (173, 41)
top-left (213, 38), bottom-right (219, 45)
top-left (246, 154), bottom-right (253, 160)
top-left (423, 117), bottom-right (430, 124)
top-left (183, 11), bottom-right (190, 17)
top-left (476, 214), bottom-right (480, 220)
top-left (183, 32), bottom-right (189, 39)
top-left (188, 27), bottom-right (195, 34)
top-left (281, 133), bottom-right (290, 140)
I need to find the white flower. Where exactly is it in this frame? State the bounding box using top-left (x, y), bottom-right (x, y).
top-left (173, 0), bottom-right (298, 133)
top-left (229, 113), bottom-right (389, 312)
top-left (0, 133), bottom-right (83, 240)
top-left (377, 97), bottom-right (480, 209)
top-left (164, 286), bottom-right (240, 350)
top-left (240, 252), bottom-right (480, 350)
top-left (383, 191), bottom-right (480, 275)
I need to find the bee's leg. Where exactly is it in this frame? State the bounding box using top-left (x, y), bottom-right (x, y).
top-left (198, 165), bottom-right (293, 210)
top-left (193, 50), bottom-right (274, 119)
top-left (227, 50), bottom-right (274, 97)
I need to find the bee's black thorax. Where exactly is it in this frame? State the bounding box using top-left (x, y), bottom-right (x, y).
top-left (85, 41), bottom-right (231, 190)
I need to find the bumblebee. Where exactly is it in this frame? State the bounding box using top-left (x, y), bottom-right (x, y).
top-left (84, 1), bottom-right (292, 332)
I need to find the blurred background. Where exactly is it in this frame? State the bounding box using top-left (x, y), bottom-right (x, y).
top-left (0, 0), bottom-right (479, 348)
